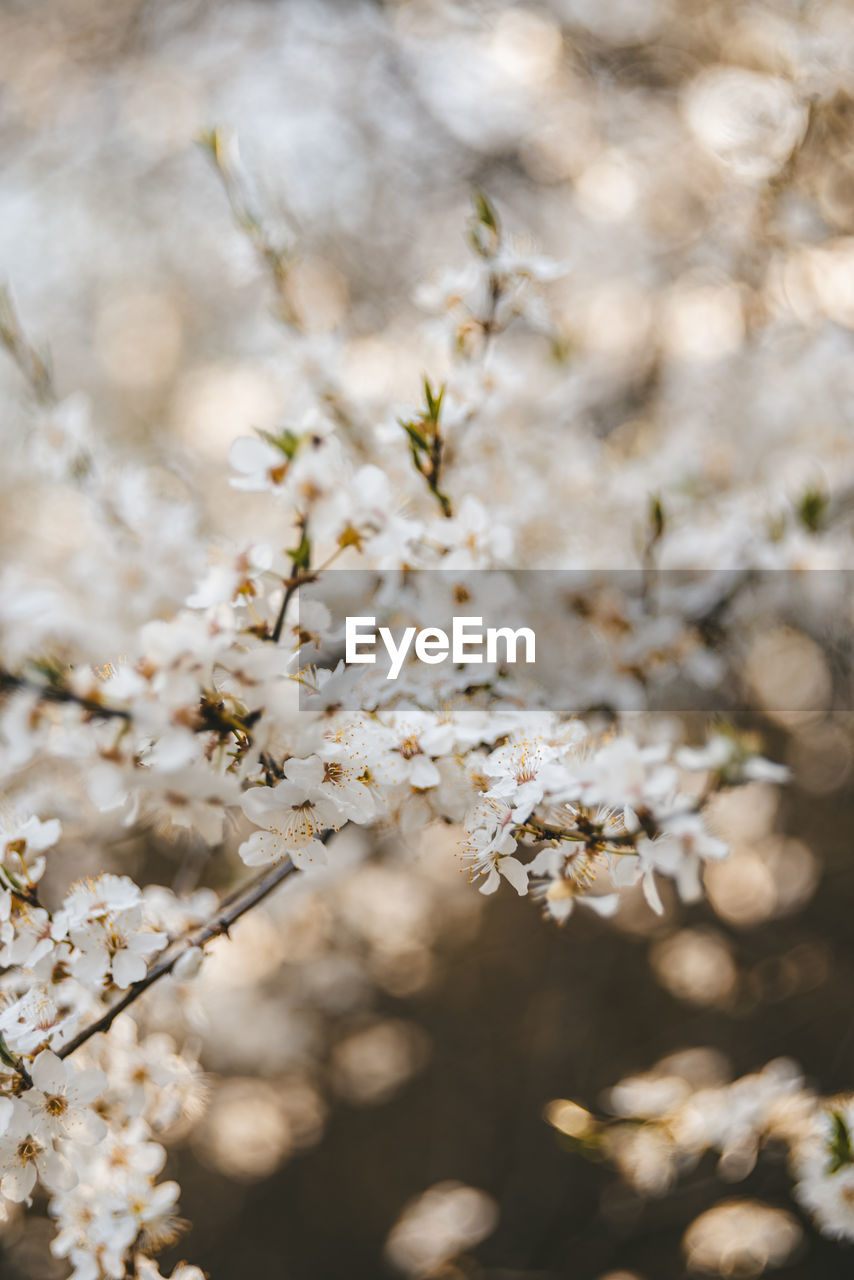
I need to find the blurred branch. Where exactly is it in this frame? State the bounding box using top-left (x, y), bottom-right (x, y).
top-left (0, 287), bottom-right (55, 406)
top-left (199, 126), bottom-right (373, 459)
top-left (0, 666), bottom-right (132, 722)
top-left (199, 126), bottom-right (300, 326)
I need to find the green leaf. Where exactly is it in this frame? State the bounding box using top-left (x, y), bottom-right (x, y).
top-left (28, 656), bottom-right (65, 687)
top-left (0, 1030), bottom-right (24, 1075)
top-left (649, 494), bottom-right (665, 540)
top-left (473, 190), bottom-right (498, 233)
top-left (827, 1110), bottom-right (854, 1175)
top-left (796, 486), bottom-right (828, 534)
top-left (423, 377), bottom-right (445, 424)
top-left (398, 418), bottom-right (430, 452)
top-left (468, 190), bottom-right (501, 258)
top-left (287, 527), bottom-right (312, 573)
top-left (258, 428), bottom-right (302, 460)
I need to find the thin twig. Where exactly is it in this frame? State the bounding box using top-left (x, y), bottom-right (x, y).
top-left (57, 853), bottom-right (303, 1061)
top-left (0, 286), bottom-right (55, 405)
top-left (270, 574), bottom-right (304, 645)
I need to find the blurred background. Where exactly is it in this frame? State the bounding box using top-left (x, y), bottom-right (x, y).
top-left (3, 0), bottom-right (854, 1276)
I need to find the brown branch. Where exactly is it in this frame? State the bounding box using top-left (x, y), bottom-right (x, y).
top-left (0, 668), bottom-right (132, 722)
top-left (270, 573), bottom-right (305, 645)
top-left (57, 853), bottom-right (304, 1061)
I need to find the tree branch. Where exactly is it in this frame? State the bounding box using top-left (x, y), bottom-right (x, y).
top-left (0, 668), bottom-right (132, 722)
top-left (57, 853), bottom-right (303, 1061)
top-left (270, 573), bottom-right (305, 645)
top-left (0, 285), bottom-right (55, 405)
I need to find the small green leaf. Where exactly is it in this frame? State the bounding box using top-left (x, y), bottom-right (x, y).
top-left (827, 1110), bottom-right (854, 1175)
top-left (29, 656), bottom-right (65, 687)
top-left (398, 418), bottom-right (430, 452)
top-left (0, 1030), bottom-right (25, 1076)
top-left (473, 190), bottom-right (498, 233)
top-left (649, 494), bottom-right (665, 540)
top-left (796, 486), bottom-right (828, 534)
top-left (468, 190), bottom-right (501, 258)
top-left (258, 428), bottom-right (302, 460)
top-left (423, 377), bottom-right (445, 424)
top-left (287, 526), bottom-right (312, 573)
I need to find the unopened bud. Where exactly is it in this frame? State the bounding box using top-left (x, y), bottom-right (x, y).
top-left (174, 946), bottom-right (203, 980)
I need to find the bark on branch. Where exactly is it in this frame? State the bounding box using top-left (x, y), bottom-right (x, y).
top-left (57, 853), bottom-right (302, 1061)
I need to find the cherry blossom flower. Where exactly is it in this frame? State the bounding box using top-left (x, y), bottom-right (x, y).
top-left (25, 1051), bottom-right (107, 1144)
top-left (461, 798), bottom-right (528, 895)
top-left (0, 1097), bottom-right (77, 1201)
top-left (70, 907), bottom-right (167, 990)
top-left (0, 809), bottom-right (61, 886)
top-left (239, 776), bottom-right (341, 868)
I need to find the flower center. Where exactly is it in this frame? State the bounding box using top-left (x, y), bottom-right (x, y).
top-left (17, 1136), bottom-right (42, 1164)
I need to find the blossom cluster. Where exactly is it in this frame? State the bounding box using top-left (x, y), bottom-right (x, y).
top-left (0, 110), bottom-right (847, 1275)
top-left (553, 1047), bottom-right (854, 1250)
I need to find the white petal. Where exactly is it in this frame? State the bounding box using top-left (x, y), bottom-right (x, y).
top-left (240, 785), bottom-right (285, 824)
top-left (700, 835), bottom-right (729, 861)
top-left (290, 840), bottom-right (327, 870)
top-left (743, 757), bottom-right (789, 783)
top-left (282, 755), bottom-right (325, 790)
top-left (173, 946), bottom-right (204, 980)
top-left (1, 1162), bottom-right (37, 1202)
top-left (409, 757), bottom-right (441, 790)
top-left (112, 950), bottom-right (147, 988)
top-left (65, 1107), bottom-right (107, 1144)
top-left (143, 1179), bottom-right (180, 1217)
top-left (134, 1141), bottom-right (167, 1176)
top-left (0, 1097), bottom-right (14, 1135)
top-left (529, 848), bottom-right (559, 875)
top-left (641, 871), bottom-right (665, 915)
top-left (69, 1068), bottom-right (107, 1106)
top-left (30, 1050), bottom-right (67, 1094)
top-left (610, 853), bottom-right (641, 888)
top-left (547, 896), bottom-right (575, 922)
top-left (676, 859), bottom-right (703, 903)
top-left (129, 930), bottom-right (168, 956)
top-left (71, 948), bottom-right (110, 987)
top-left (39, 1149), bottom-right (77, 1192)
top-left (499, 857), bottom-right (529, 896)
top-left (228, 435), bottom-right (279, 475)
top-left (581, 893), bottom-right (620, 917)
top-left (479, 867), bottom-right (501, 895)
top-left (238, 829), bottom-right (287, 867)
top-left (27, 817), bottom-right (61, 852)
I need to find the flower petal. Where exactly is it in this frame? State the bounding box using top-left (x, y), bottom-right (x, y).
top-left (30, 1050), bottom-right (67, 1094)
top-left (290, 840), bottom-right (327, 870)
top-left (238, 829), bottom-right (287, 868)
top-left (69, 1068), bottom-right (107, 1106)
top-left (65, 1106), bottom-right (107, 1144)
top-left (2, 1162), bottom-right (37, 1202)
top-left (113, 949), bottom-right (148, 989)
top-left (479, 866), bottom-right (501, 895)
top-left (499, 856), bottom-right (529, 897)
